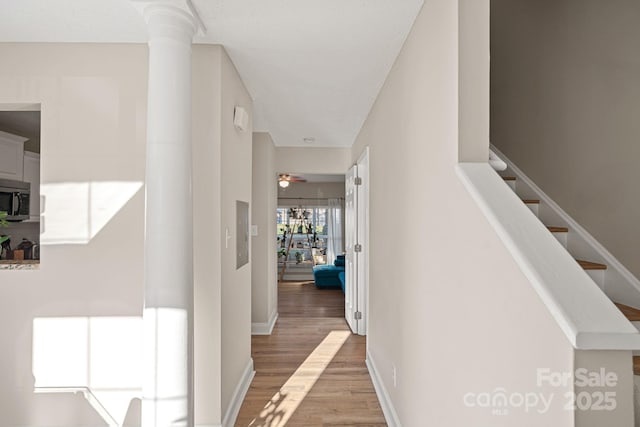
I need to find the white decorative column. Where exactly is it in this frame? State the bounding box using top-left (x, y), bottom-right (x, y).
top-left (132, 1), bottom-right (201, 426)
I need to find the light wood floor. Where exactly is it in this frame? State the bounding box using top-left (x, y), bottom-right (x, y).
top-left (277, 280), bottom-right (345, 318)
top-left (235, 281), bottom-right (387, 427)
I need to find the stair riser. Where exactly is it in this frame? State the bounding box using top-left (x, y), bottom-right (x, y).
top-left (525, 203), bottom-right (539, 217)
top-left (585, 269), bottom-right (605, 290)
top-left (632, 320), bottom-right (640, 357)
top-left (604, 273), bottom-right (640, 311)
top-left (632, 322), bottom-right (640, 357)
top-left (552, 232), bottom-right (568, 248)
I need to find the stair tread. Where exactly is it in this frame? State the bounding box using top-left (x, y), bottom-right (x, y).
top-left (502, 176), bottom-right (516, 181)
top-left (615, 303), bottom-right (640, 322)
top-left (577, 259), bottom-right (607, 270)
top-left (522, 199), bottom-right (540, 204)
top-left (634, 356), bottom-right (640, 376)
top-left (547, 226), bottom-right (569, 233)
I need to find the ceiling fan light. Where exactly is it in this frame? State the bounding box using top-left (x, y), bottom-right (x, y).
top-left (279, 180), bottom-right (290, 188)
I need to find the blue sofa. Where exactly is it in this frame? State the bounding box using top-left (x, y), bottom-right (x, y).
top-left (313, 255), bottom-right (345, 291)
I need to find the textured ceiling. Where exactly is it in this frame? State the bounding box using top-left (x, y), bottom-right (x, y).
top-left (0, 0), bottom-right (424, 147)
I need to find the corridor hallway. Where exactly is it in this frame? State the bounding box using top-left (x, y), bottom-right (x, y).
top-left (235, 281), bottom-right (386, 426)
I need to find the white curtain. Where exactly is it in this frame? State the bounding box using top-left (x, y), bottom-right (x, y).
top-left (326, 198), bottom-right (343, 264)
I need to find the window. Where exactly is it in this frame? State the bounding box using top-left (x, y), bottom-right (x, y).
top-left (277, 207), bottom-right (328, 236)
top-left (277, 207), bottom-right (330, 266)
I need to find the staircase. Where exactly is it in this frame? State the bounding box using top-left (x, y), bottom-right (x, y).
top-left (500, 173), bottom-right (614, 288)
top-left (493, 147), bottom-right (640, 376)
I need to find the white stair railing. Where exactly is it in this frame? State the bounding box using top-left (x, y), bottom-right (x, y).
top-left (490, 144), bottom-right (640, 310)
top-left (457, 159), bottom-right (640, 349)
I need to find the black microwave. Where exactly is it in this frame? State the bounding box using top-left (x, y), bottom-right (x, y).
top-left (0, 178), bottom-right (30, 222)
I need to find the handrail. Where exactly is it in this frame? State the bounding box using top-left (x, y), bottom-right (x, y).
top-left (456, 162), bottom-right (640, 350)
top-left (488, 150), bottom-right (507, 171)
top-left (34, 386), bottom-right (119, 427)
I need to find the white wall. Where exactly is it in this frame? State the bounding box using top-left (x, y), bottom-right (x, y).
top-left (192, 45), bottom-right (223, 425)
top-left (490, 0), bottom-right (640, 280)
top-left (0, 43), bottom-right (147, 426)
top-left (458, 0), bottom-right (490, 162)
top-left (351, 1), bottom-right (581, 424)
top-left (193, 45), bottom-right (254, 425)
top-left (0, 42), bottom-right (253, 427)
top-left (220, 48), bottom-right (253, 419)
top-left (251, 132), bottom-right (277, 327)
top-left (277, 181), bottom-right (345, 205)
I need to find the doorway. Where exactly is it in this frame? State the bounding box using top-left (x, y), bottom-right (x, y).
top-left (276, 173), bottom-right (345, 280)
top-left (276, 173), bottom-right (346, 313)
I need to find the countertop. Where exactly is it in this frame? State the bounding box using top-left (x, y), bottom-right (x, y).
top-left (0, 260), bottom-right (40, 270)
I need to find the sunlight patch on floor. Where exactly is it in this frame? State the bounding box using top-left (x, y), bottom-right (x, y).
top-left (249, 330), bottom-right (351, 427)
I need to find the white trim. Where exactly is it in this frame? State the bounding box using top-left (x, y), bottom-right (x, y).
top-left (251, 310), bottom-right (278, 335)
top-left (366, 351), bottom-right (401, 427)
top-left (222, 358), bottom-right (255, 427)
top-left (0, 103), bottom-right (40, 111)
top-left (344, 164), bottom-right (358, 333)
top-left (456, 163), bottom-right (640, 350)
top-left (356, 146), bottom-right (370, 336)
top-left (196, 425), bottom-right (221, 427)
top-left (490, 144), bottom-right (640, 301)
top-left (488, 150), bottom-right (507, 171)
top-left (34, 387), bottom-right (118, 427)
top-left (0, 130), bottom-right (29, 145)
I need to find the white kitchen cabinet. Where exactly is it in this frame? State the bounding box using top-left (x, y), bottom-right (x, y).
top-left (23, 151), bottom-right (40, 222)
top-left (0, 130), bottom-right (27, 181)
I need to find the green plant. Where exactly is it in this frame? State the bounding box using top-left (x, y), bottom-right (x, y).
top-left (0, 211), bottom-right (9, 246)
top-left (294, 250), bottom-right (304, 264)
top-left (278, 248), bottom-right (287, 259)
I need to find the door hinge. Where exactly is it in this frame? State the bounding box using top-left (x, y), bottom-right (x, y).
top-left (354, 311), bottom-right (363, 320)
top-left (354, 177), bottom-right (363, 185)
top-left (354, 243), bottom-right (362, 253)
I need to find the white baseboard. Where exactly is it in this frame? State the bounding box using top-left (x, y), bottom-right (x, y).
top-left (366, 351), bottom-right (401, 427)
top-left (222, 358), bottom-right (255, 427)
top-left (251, 310), bottom-right (278, 335)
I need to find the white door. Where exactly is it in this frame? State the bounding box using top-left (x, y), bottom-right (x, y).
top-left (344, 165), bottom-right (359, 333)
top-left (355, 148), bottom-right (369, 336)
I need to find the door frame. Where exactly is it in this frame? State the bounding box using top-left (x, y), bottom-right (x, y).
top-left (344, 147), bottom-right (370, 336)
top-left (356, 147), bottom-right (369, 336)
top-left (344, 164), bottom-right (358, 333)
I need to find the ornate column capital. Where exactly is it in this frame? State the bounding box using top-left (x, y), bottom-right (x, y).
top-left (131, 0), bottom-right (206, 41)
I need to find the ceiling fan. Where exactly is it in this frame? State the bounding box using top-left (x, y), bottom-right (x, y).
top-left (278, 174), bottom-right (306, 188)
